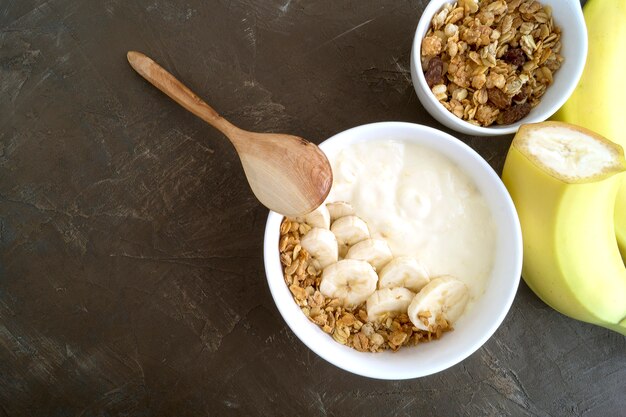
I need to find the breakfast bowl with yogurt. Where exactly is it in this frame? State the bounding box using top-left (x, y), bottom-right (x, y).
top-left (263, 122), bottom-right (522, 379)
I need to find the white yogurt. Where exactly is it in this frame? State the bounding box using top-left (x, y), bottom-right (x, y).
top-left (326, 139), bottom-right (496, 302)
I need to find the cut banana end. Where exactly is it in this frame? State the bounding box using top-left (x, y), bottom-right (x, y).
top-left (366, 287), bottom-right (415, 322)
top-left (503, 121), bottom-right (626, 335)
top-left (297, 204), bottom-right (331, 229)
top-left (330, 215), bottom-right (370, 257)
top-left (408, 276), bottom-right (469, 331)
top-left (345, 238), bottom-right (393, 272)
top-left (300, 228), bottom-right (338, 270)
top-left (326, 201), bottom-right (355, 221)
top-left (378, 257), bottom-right (430, 292)
top-left (513, 122), bottom-right (626, 183)
top-left (320, 259), bottom-right (378, 307)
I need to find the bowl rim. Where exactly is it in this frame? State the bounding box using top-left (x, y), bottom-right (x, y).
top-left (411, 0), bottom-right (588, 136)
top-left (263, 121), bottom-right (523, 379)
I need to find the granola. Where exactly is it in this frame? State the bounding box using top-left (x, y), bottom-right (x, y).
top-left (421, 0), bottom-right (563, 126)
top-left (279, 217), bottom-right (451, 353)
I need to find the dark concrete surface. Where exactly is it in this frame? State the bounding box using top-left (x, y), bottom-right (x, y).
top-left (1, 0), bottom-right (624, 416)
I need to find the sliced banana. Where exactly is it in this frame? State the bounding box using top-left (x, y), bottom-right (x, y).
top-left (407, 276), bottom-right (469, 331)
top-left (345, 238), bottom-right (393, 271)
top-left (320, 259), bottom-right (378, 307)
top-left (297, 204), bottom-right (330, 229)
top-left (330, 215), bottom-right (370, 257)
top-left (378, 257), bottom-right (430, 292)
top-left (326, 201), bottom-right (355, 221)
top-left (300, 228), bottom-right (338, 270)
top-left (366, 287), bottom-right (416, 322)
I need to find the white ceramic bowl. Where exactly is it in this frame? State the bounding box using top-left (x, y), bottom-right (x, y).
top-left (410, 0), bottom-right (588, 136)
top-left (263, 122), bottom-right (522, 379)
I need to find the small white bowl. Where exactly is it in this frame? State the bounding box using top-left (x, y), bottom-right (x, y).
top-left (263, 122), bottom-right (522, 379)
top-left (410, 0), bottom-right (588, 136)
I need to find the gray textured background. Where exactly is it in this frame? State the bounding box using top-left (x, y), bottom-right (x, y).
top-left (1, 0), bottom-right (624, 416)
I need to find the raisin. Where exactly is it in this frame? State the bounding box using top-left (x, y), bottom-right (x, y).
top-left (499, 102), bottom-right (531, 125)
top-left (502, 48), bottom-right (526, 67)
top-left (424, 56), bottom-right (444, 88)
top-left (513, 85), bottom-right (531, 104)
top-left (487, 88), bottom-right (511, 110)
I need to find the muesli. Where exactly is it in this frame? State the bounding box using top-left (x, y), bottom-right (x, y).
top-left (279, 216), bottom-right (452, 352)
top-left (421, 0), bottom-right (564, 126)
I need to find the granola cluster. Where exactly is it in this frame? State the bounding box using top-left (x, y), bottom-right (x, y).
top-left (421, 0), bottom-right (563, 126)
top-left (279, 218), bottom-right (450, 352)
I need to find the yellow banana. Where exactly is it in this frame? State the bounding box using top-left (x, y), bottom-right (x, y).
top-left (553, 0), bottom-right (626, 260)
top-left (502, 122), bottom-right (626, 335)
top-left (618, 187), bottom-right (626, 260)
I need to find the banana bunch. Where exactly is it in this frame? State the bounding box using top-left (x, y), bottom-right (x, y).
top-left (553, 0), bottom-right (626, 259)
top-left (296, 202), bottom-right (469, 330)
top-left (502, 122), bottom-right (626, 335)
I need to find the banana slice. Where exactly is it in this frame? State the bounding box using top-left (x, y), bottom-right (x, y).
top-left (297, 204), bottom-right (330, 229)
top-left (407, 276), bottom-right (469, 331)
top-left (366, 287), bottom-right (416, 322)
top-left (378, 257), bottom-right (430, 292)
top-left (326, 201), bottom-right (355, 221)
top-left (300, 228), bottom-right (338, 270)
top-left (330, 215), bottom-right (370, 257)
top-left (320, 259), bottom-right (378, 306)
top-left (345, 238), bottom-right (393, 271)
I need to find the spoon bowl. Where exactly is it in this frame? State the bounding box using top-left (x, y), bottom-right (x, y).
top-left (127, 51), bottom-right (332, 216)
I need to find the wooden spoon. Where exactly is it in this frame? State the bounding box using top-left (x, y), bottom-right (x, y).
top-left (127, 51), bottom-right (332, 217)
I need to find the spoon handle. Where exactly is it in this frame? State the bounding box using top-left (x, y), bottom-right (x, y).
top-left (127, 51), bottom-right (237, 137)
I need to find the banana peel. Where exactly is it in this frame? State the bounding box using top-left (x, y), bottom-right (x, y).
top-left (617, 183), bottom-right (626, 260)
top-left (502, 122), bottom-right (626, 335)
